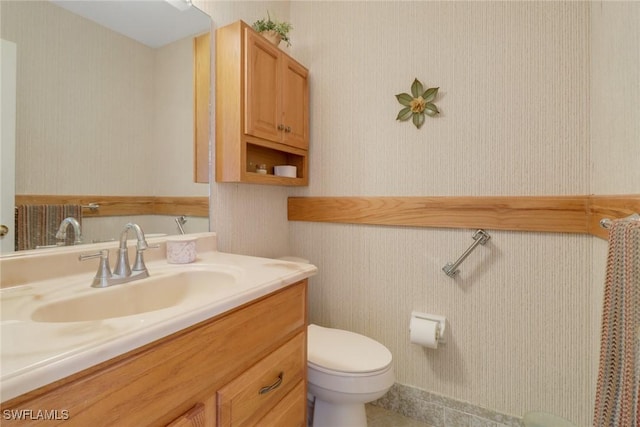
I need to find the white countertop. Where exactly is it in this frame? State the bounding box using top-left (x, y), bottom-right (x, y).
top-left (0, 233), bottom-right (317, 402)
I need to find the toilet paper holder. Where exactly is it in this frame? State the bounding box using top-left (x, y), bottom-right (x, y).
top-left (411, 311), bottom-right (447, 344)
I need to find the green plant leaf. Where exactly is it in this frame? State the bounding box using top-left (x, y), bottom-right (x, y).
top-left (422, 87), bottom-right (439, 103)
top-left (396, 107), bottom-right (413, 121)
top-left (412, 112), bottom-right (425, 128)
top-left (424, 103), bottom-right (439, 116)
top-left (252, 12), bottom-right (293, 46)
top-left (411, 79), bottom-right (423, 98)
top-left (396, 93), bottom-right (413, 106)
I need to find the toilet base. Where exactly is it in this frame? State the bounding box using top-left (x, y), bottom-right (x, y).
top-left (312, 398), bottom-right (367, 427)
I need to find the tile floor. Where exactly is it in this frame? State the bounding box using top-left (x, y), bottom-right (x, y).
top-left (366, 404), bottom-right (432, 427)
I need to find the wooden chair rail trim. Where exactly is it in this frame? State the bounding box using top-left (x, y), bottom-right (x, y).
top-left (287, 195), bottom-right (640, 240)
top-left (15, 195), bottom-right (209, 217)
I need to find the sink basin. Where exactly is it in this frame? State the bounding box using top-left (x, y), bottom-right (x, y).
top-left (30, 269), bottom-right (237, 323)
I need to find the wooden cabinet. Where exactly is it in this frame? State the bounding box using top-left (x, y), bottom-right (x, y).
top-left (280, 56), bottom-right (309, 150)
top-left (167, 403), bottom-right (208, 427)
top-left (244, 30), bottom-right (308, 150)
top-left (216, 20), bottom-right (309, 186)
top-left (0, 281), bottom-right (308, 427)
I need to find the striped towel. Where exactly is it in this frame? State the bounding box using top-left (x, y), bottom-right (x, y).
top-left (14, 205), bottom-right (82, 250)
top-left (593, 217), bottom-right (640, 427)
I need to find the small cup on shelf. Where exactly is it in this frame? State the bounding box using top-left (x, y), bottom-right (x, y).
top-left (274, 165), bottom-right (297, 178)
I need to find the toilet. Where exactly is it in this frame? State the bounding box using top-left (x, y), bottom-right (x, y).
top-left (307, 324), bottom-right (395, 427)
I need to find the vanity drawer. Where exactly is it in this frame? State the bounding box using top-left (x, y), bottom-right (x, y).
top-left (217, 332), bottom-right (306, 427)
top-left (255, 381), bottom-right (305, 427)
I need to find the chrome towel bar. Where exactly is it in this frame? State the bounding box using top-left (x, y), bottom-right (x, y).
top-left (442, 229), bottom-right (491, 278)
top-left (81, 203), bottom-right (99, 211)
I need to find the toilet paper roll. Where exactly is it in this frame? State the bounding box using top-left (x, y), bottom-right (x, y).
top-left (410, 316), bottom-right (441, 349)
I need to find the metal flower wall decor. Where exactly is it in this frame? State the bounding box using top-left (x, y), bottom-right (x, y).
top-left (395, 78), bottom-right (439, 129)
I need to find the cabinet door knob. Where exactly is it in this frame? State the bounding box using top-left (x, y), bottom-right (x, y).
top-left (284, 126), bottom-right (292, 133)
top-left (258, 372), bottom-right (284, 395)
top-left (0, 225), bottom-right (8, 237)
top-left (277, 124), bottom-right (285, 131)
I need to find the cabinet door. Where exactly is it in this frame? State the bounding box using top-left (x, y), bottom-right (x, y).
top-left (244, 29), bottom-right (281, 143)
top-left (281, 56), bottom-right (309, 150)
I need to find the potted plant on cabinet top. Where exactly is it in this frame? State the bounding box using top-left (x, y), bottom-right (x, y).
top-left (252, 12), bottom-right (293, 47)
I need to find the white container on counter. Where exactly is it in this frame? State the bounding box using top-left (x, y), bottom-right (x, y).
top-left (166, 236), bottom-right (197, 264)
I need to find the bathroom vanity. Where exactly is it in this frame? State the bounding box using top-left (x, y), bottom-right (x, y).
top-left (0, 233), bottom-right (316, 426)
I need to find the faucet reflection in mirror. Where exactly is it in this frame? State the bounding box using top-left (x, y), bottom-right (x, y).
top-left (55, 217), bottom-right (82, 246)
top-left (175, 216), bottom-right (187, 234)
top-left (79, 223), bottom-right (156, 288)
top-left (15, 204), bottom-right (82, 250)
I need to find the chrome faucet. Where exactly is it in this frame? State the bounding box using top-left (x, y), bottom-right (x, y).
top-left (114, 222), bottom-right (149, 278)
top-left (55, 217), bottom-right (83, 245)
top-left (175, 215), bottom-right (187, 234)
top-left (79, 222), bottom-right (154, 288)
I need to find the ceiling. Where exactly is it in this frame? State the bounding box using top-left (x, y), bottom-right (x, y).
top-left (50, 0), bottom-right (211, 48)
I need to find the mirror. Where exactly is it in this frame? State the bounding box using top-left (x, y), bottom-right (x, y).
top-left (0, 0), bottom-right (211, 251)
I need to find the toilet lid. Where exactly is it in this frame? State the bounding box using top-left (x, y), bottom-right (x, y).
top-left (307, 324), bottom-right (392, 374)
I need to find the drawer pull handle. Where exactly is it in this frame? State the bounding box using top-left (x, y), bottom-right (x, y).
top-left (258, 372), bottom-right (284, 395)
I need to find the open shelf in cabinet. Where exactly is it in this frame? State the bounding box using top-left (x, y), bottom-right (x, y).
top-left (243, 142), bottom-right (308, 186)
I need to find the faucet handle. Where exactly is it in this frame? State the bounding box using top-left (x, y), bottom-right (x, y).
top-left (79, 249), bottom-right (110, 264)
top-left (79, 249), bottom-right (113, 288)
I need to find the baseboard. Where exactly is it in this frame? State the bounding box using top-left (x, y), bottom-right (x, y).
top-left (372, 383), bottom-right (524, 427)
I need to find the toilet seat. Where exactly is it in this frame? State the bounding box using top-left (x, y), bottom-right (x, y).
top-left (308, 360), bottom-right (393, 378)
top-left (308, 324), bottom-right (392, 374)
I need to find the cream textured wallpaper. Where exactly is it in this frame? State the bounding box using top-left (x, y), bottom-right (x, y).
top-left (4, 1), bottom-right (153, 195)
top-left (286, 1), bottom-right (593, 422)
top-left (200, 1), bottom-right (637, 425)
top-left (2, 1), bottom-right (207, 198)
top-left (2, 0), bottom-right (208, 241)
top-left (290, 1), bottom-right (590, 197)
top-left (590, 1), bottom-right (640, 195)
top-left (290, 223), bottom-right (595, 422)
top-left (199, 1), bottom-right (293, 257)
